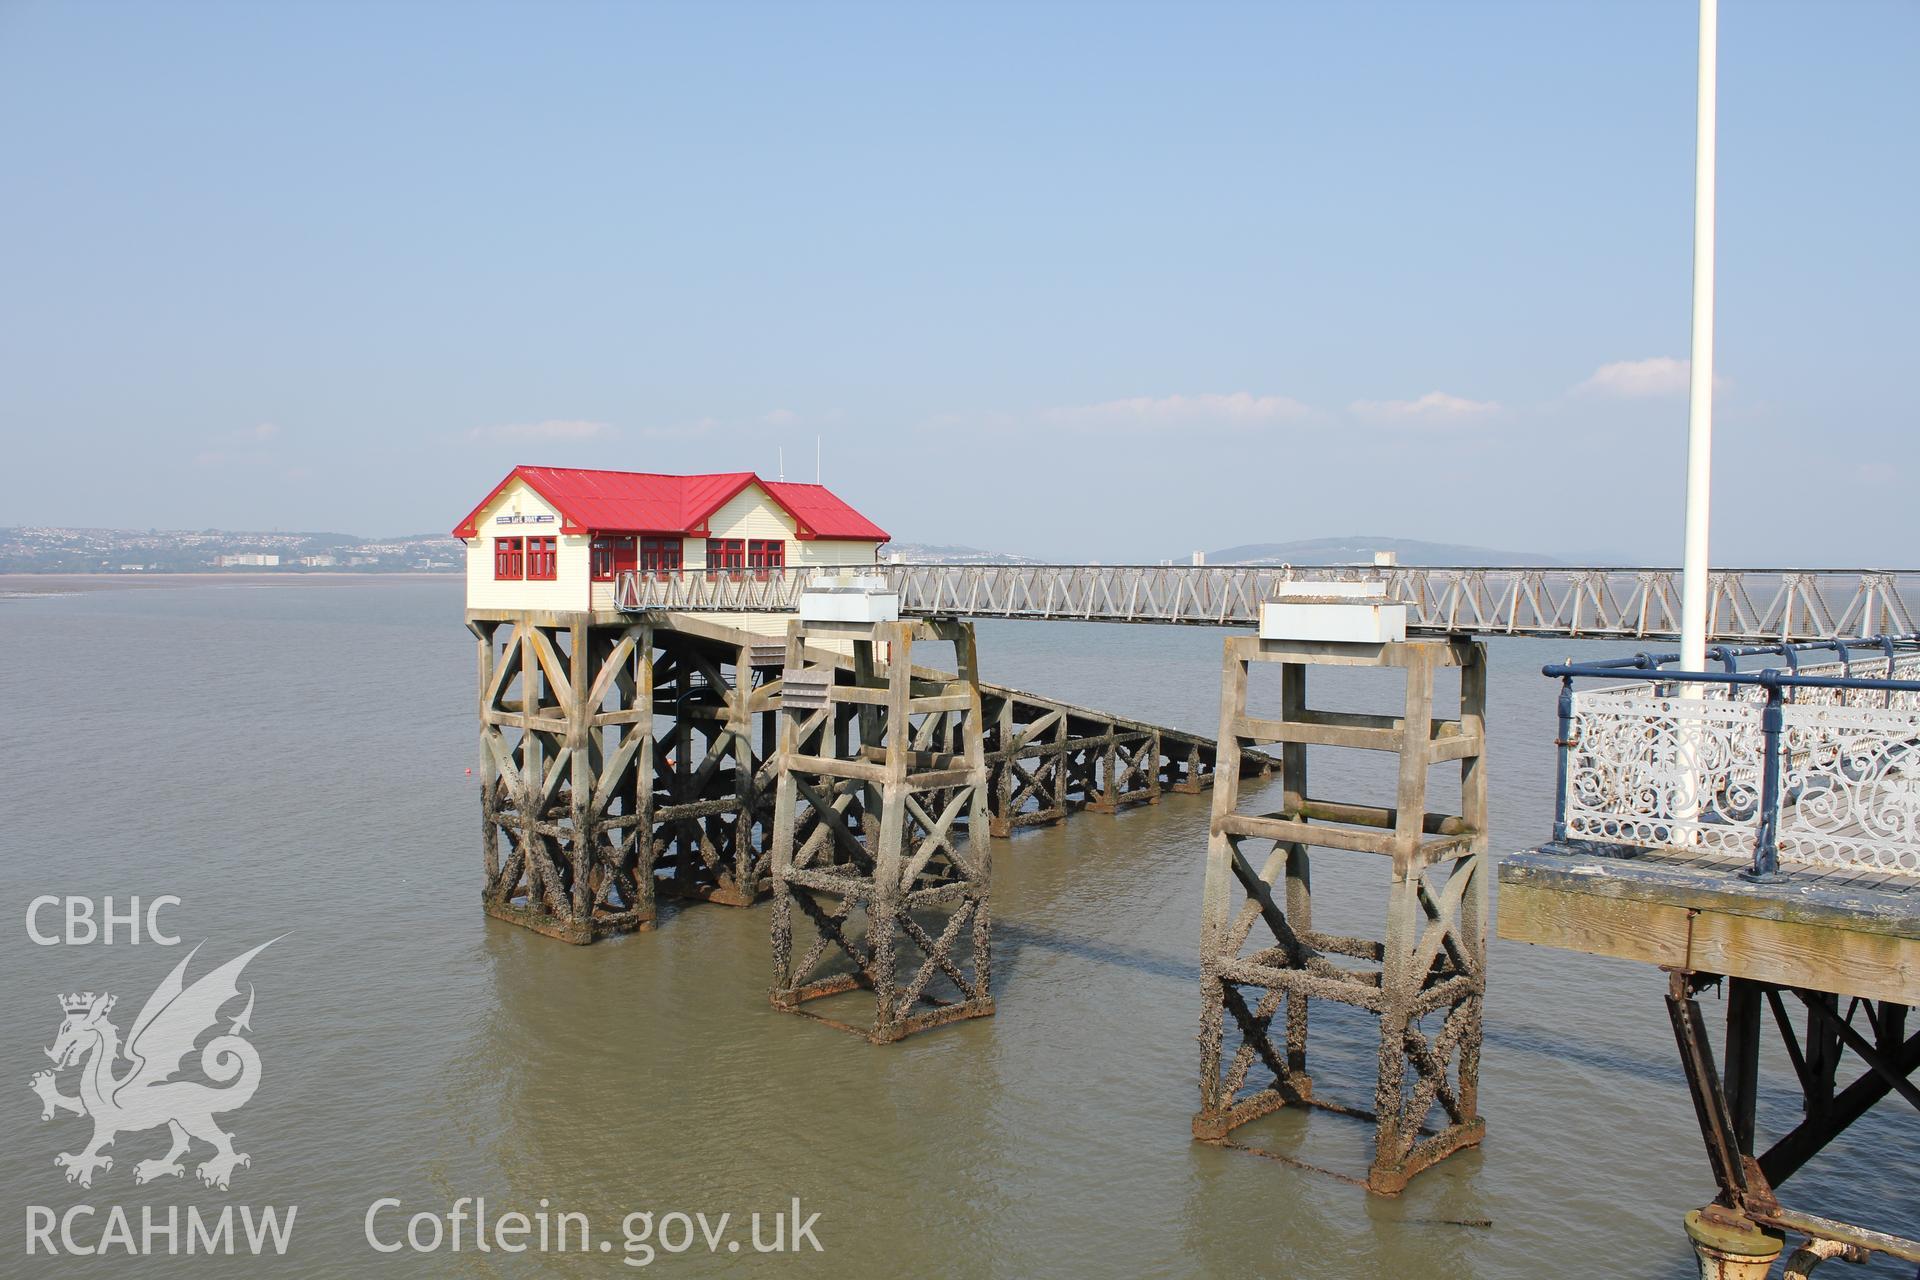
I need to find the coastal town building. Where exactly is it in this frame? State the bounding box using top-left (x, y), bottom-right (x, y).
top-left (452, 466), bottom-right (889, 613)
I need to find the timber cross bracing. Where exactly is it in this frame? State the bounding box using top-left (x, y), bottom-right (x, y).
top-left (467, 609), bottom-right (1267, 944)
top-left (768, 617), bottom-right (996, 1042)
top-left (614, 565), bottom-right (1920, 643)
top-left (1195, 635), bottom-right (1491, 1194)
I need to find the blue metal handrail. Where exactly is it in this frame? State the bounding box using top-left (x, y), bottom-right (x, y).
top-left (1542, 634), bottom-right (1920, 685)
top-left (1545, 634), bottom-right (1920, 880)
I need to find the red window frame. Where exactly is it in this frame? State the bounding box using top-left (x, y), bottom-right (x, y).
top-left (526, 536), bottom-right (557, 581)
top-left (494, 536), bottom-right (525, 580)
top-left (591, 536), bottom-right (637, 582)
top-left (640, 536), bottom-right (683, 578)
top-left (705, 538), bottom-right (745, 578)
top-left (747, 538), bottom-right (785, 579)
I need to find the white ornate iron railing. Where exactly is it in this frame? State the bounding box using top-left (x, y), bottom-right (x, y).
top-left (1549, 640), bottom-right (1920, 877)
top-left (614, 565), bottom-right (1920, 643)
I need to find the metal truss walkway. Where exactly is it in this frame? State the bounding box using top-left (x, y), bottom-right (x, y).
top-left (615, 564), bottom-right (1919, 643)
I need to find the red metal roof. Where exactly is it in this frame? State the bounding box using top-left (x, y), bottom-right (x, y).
top-left (760, 481), bottom-right (891, 542)
top-left (452, 467), bottom-right (889, 542)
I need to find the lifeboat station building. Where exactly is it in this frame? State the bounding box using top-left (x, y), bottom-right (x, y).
top-left (453, 466), bottom-right (889, 614)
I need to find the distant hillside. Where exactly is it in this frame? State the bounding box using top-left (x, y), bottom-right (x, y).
top-left (886, 542), bottom-right (1043, 566)
top-left (0, 526), bottom-right (462, 573)
top-left (1203, 536), bottom-right (1560, 567)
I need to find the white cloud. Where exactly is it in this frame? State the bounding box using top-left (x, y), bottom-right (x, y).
top-left (238, 422), bottom-right (281, 441)
top-left (1039, 392), bottom-right (1315, 431)
top-left (762, 408), bottom-right (800, 427)
top-left (1574, 356), bottom-right (1693, 398)
top-left (1347, 390), bottom-right (1501, 424)
top-left (467, 419), bottom-right (615, 444)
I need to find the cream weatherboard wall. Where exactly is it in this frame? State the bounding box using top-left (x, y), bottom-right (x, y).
top-left (663, 483), bottom-right (880, 627)
top-left (685, 482), bottom-right (882, 570)
top-left (464, 480), bottom-right (592, 612)
top-left (682, 484), bottom-right (790, 570)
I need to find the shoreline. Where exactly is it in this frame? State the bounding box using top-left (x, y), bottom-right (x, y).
top-left (0, 571), bottom-right (462, 596)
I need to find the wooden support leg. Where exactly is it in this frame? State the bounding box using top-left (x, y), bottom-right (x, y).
top-left (1369, 648), bottom-right (1436, 1191)
top-left (769, 618), bottom-right (993, 1044)
top-left (1455, 640), bottom-right (1489, 1120)
top-left (1089, 730), bottom-right (1121, 813)
top-left (769, 782), bottom-right (800, 1002)
top-left (769, 623), bottom-right (809, 1003)
top-left (1283, 842), bottom-right (1312, 1081)
top-left (627, 626), bottom-right (657, 929)
top-left (1198, 637), bottom-right (1487, 1194)
top-left (868, 781), bottom-right (907, 1042)
top-left (989, 696), bottom-right (1014, 837)
top-left (567, 622), bottom-right (593, 930)
top-left (1195, 642), bottom-right (1250, 1133)
top-left (1370, 869), bottom-right (1422, 1192)
top-left (475, 621), bottom-right (501, 884)
top-left (707, 641), bottom-right (760, 907)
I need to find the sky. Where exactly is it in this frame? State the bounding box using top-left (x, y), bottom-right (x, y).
top-left (0, 1), bottom-right (1913, 565)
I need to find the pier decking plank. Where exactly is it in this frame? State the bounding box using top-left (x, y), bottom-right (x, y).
top-left (1498, 842), bottom-right (1919, 1006)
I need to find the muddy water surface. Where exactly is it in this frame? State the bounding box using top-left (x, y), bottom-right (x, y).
top-left (2, 579), bottom-right (1912, 1277)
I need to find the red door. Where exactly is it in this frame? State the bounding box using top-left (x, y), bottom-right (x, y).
top-left (591, 536), bottom-right (638, 580)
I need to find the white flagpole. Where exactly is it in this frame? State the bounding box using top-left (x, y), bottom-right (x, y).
top-left (1680, 0), bottom-right (1717, 673)
top-left (1675, 0), bottom-right (1717, 843)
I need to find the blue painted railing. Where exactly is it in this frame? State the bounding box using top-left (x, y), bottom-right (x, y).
top-left (1545, 635), bottom-right (1920, 880)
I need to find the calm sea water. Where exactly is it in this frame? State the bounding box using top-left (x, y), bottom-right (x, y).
top-left (1, 579), bottom-right (1912, 1277)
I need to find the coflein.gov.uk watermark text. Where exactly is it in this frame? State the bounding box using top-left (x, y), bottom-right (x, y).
top-left (366, 1196), bottom-right (824, 1267)
top-left (26, 1198), bottom-right (824, 1265)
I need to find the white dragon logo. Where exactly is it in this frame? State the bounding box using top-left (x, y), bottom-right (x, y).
top-left (29, 939), bottom-right (276, 1190)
